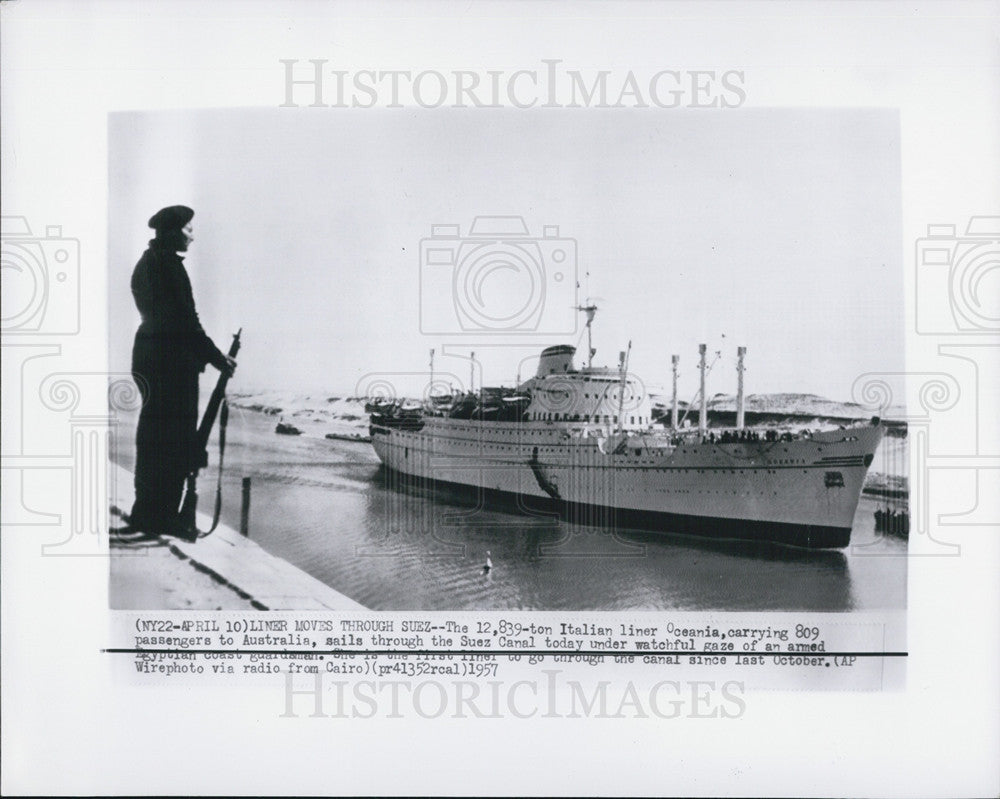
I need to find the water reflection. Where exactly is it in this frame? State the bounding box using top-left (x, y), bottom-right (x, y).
top-left (366, 463), bottom-right (855, 611)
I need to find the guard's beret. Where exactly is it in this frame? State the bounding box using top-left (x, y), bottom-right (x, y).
top-left (148, 205), bottom-right (194, 231)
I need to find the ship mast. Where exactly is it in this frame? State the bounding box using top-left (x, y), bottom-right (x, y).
top-left (736, 346), bottom-right (747, 430)
top-left (698, 343), bottom-right (708, 435)
top-left (576, 303), bottom-right (598, 369)
top-left (616, 340), bottom-right (632, 436)
top-left (671, 354), bottom-right (680, 431)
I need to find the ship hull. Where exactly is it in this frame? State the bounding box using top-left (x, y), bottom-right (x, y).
top-left (379, 464), bottom-right (853, 548)
top-left (371, 419), bottom-right (884, 549)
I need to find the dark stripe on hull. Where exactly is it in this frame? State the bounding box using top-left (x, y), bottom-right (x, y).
top-left (380, 464), bottom-right (853, 550)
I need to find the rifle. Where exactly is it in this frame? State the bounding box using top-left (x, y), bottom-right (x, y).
top-left (179, 329), bottom-right (242, 532)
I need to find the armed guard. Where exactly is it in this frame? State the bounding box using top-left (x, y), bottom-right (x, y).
top-left (125, 205), bottom-right (236, 540)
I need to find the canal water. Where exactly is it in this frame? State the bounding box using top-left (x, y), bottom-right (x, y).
top-left (111, 406), bottom-right (907, 611)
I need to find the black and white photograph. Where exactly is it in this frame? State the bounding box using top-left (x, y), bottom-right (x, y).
top-left (106, 106), bottom-right (909, 612)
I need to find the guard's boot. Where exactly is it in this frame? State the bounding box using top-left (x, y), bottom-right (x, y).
top-left (109, 523), bottom-right (155, 541)
top-left (161, 517), bottom-right (200, 543)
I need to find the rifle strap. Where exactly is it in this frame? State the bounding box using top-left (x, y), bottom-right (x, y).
top-left (195, 398), bottom-right (229, 539)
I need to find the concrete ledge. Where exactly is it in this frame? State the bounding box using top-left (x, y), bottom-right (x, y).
top-left (111, 464), bottom-right (365, 610)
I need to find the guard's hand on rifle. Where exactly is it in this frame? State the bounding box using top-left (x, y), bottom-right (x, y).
top-left (222, 356), bottom-right (237, 378)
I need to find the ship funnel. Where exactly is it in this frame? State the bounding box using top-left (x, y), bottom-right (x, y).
top-left (736, 346), bottom-right (747, 429)
top-left (536, 344), bottom-right (576, 377)
top-left (698, 344), bottom-right (707, 434)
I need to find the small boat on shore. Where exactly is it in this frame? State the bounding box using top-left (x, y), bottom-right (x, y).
top-left (874, 508), bottom-right (909, 537)
top-left (325, 431), bottom-right (371, 443)
top-left (275, 419), bottom-right (303, 436)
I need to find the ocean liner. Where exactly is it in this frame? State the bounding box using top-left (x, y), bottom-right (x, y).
top-left (369, 309), bottom-right (883, 549)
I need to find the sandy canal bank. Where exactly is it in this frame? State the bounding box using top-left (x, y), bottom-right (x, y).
top-left (109, 464), bottom-right (365, 611)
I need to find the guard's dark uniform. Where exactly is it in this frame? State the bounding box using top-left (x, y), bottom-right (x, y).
top-left (129, 236), bottom-right (227, 534)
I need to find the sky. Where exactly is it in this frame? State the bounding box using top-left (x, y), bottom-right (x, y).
top-left (109, 107), bottom-right (903, 403)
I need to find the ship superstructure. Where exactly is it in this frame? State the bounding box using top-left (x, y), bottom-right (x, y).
top-left (369, 312), bottom-right (883, 549)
